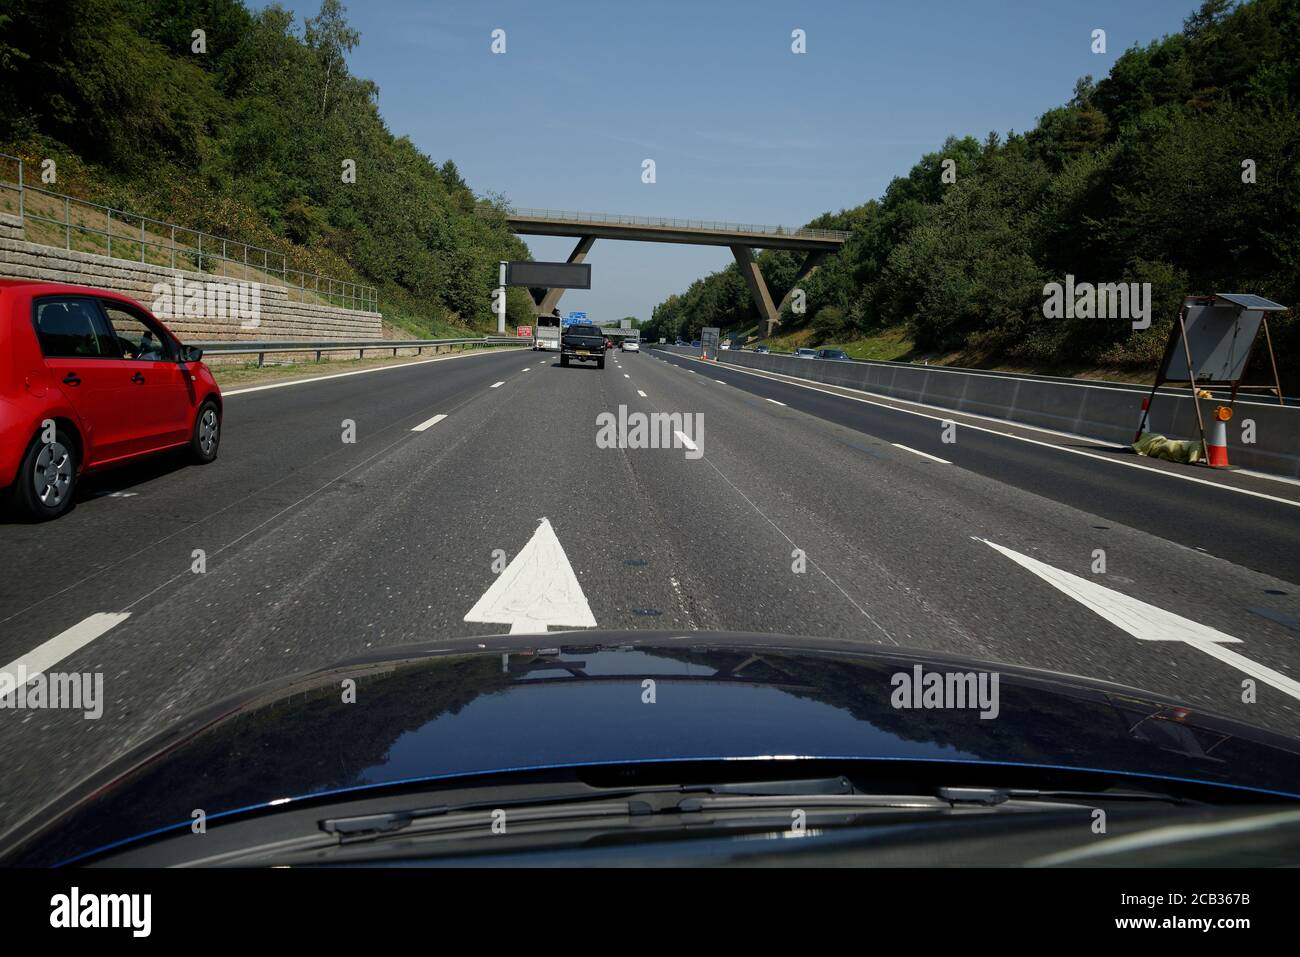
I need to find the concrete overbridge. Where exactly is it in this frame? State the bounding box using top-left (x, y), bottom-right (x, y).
top-left (500, 208), bottom-right (850, 337)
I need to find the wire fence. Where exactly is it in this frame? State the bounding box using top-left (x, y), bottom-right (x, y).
top-left (0, 153), bottom-right (377, 312)
top-left (496, 206), bottom-right (851, 242)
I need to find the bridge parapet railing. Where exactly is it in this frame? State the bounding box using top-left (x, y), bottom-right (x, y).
top-left (492, 206), bottom-right (850, 242)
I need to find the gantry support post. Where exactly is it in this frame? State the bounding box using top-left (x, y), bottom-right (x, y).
top-left (534, 235), bottom-right (595, 317)
top-left (730, 245), bottom-right (780, 339)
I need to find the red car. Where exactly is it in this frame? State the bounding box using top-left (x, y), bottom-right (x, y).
top-left (0, 279), bottom-right (223, 520)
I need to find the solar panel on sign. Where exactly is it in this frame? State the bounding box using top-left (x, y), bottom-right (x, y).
top-left (1215, 293), bottom-right (1288, 311)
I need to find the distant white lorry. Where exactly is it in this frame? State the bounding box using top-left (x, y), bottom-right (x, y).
top-left (534, 326), bottom-right (561, 351)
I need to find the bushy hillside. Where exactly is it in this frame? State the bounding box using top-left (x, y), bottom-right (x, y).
top-left (0, 0), bottom-right (537, 334)
top-left (644, 0), bottom-right (1299, 388)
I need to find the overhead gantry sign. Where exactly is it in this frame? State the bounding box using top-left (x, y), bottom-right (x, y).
top-left (498, 207), bottom-right (849, 337)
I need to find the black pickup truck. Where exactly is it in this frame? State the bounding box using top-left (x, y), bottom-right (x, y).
top-left (560, 323), bottom-right (607, 368)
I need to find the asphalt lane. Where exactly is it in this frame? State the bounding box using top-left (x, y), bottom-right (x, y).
top-left (650, 348), bottom-right (1300, 583)
top-left (1, 343), bottom-right (1299, 833)
top-left (0, 347), bottom-right (532, 661)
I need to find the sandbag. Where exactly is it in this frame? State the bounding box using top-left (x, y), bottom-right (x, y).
top-left (1133, 432), bottom-right (1204, 464)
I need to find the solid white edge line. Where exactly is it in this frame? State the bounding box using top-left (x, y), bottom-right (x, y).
top-left (677, 357), bottom-right (1300, 509)
top-left (411, 413), bottom-right (447, 432)
top-left (892, 443), bottom-right (952, 464)
top-left (765, 398), bottom-right (786, 406)
top-left (0, 612), bottom-right (131, 689)
top-left (221, 346), bottom-right (523, 397)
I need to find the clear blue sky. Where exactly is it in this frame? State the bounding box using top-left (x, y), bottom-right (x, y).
top-left (266, 0), bottom-right (1203, 323)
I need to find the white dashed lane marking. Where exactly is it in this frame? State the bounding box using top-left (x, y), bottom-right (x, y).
top-left (411, 413), bottom-right (447, 432)
top-left (1, 613), bottom-right (131, 689)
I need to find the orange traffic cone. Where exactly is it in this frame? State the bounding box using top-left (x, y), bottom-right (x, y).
top-left (1134, 396), bottom-right (1151, 441)
top-left (1206, 406), bottom-right (1232, 468)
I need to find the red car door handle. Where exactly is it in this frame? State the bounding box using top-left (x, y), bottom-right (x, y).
top-left (131, 372), bottom-right (145, 384)
top-left (62, 373), bottom-right (81, 386)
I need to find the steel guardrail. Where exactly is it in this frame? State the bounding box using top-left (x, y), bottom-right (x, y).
top-left (686, 346), bottom-right (1298, 406)
top-left (652, 344), bottom-right (1300, 476)
top-left (190, 336), bottom-right (524, 366)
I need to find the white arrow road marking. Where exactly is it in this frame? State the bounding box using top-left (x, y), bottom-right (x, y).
top-left (977, 538), bottom-right (1300, 701)
top-left (464, 518), bottom-right (597, 635)
top-left (1, 612), bottom-right (130, 691)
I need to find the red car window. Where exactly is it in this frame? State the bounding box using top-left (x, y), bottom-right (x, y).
top-left (32, 298), bottom-right (115, 358)
top-left (100, 302), bottom-right (173, 361)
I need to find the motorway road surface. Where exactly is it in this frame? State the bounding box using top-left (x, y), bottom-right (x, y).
top-left (2, 344), bottom-right (1300, 833)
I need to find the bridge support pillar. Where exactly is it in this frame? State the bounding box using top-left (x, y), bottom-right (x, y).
top-left (535, 235), bottom-right (595, 317)
top-left (730, 245), bottom-right (780, 339)
top-left (775, 250), bottom-right (828, 318)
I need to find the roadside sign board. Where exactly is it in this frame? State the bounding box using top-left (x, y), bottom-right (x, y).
top-left (504, 261), bottom-right (591, 289)
top-left (568, 312), bottom-right (587, 319)
top-left (1163, 298), bottom-right (1271, 384)
top-left (517, 326), bottom-right (532, 338)
top-left (1139, 291), bottom-right (1287, 452)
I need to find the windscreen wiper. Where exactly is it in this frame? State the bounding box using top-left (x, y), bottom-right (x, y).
top-left (318, 776), bottom-right (1130, 841)
top-left (937, 786), bottom-right (1200, 807)
top-left (320, 776), bottom-right (871, 838)
top-left (321, 780), bottom-right (852, 837)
